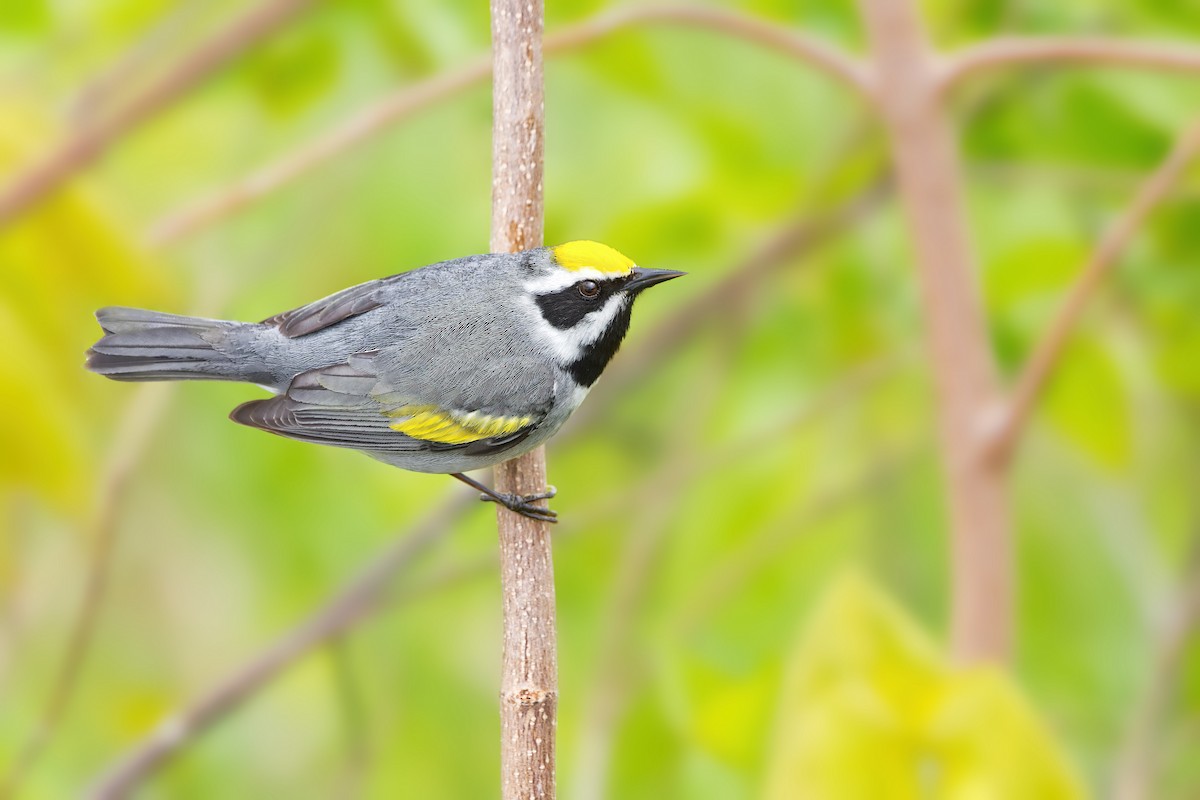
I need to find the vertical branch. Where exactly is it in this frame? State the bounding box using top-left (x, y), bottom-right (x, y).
top-left (489, 2), bottom-right (557, 799)
top-left (857, 0), bottom-right (1011, 661)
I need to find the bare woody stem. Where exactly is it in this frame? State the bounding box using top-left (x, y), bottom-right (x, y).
top-left (490, 1), bottom-right (557, 798)
top-left (983, 119), bottom-right (1200, 467)
top-left (857, 0), bottom-right (1011, 662)
top-left (938, 36), bottom-right (1200, 94)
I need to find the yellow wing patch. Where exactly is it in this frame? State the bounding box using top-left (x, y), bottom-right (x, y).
top-left (387, 405), bottom-right (532, 444)
top-left (552, 240), bottom-right (635, 276)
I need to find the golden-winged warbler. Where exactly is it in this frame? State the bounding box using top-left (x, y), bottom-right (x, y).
top-left (87, 241), bottom-right (683, 521)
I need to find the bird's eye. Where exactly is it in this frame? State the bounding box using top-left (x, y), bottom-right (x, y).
top-left (577, 280), bottom-right (601, 299)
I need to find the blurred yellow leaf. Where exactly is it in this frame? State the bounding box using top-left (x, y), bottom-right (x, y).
top-left (695, 663), bottom-right (776, 769)
top-left (0, 104), bottom-right (171, 515)
top-left (765, 573), bottom-right (1087, 800)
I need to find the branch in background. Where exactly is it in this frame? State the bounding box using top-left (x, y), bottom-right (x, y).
top-left (595, 5), bottom-right (872, 97)
top-left (488, 2), bottom-right (558, 798)
top-left (857, 0), bottom-right (1012, 663)
top-left (87, 493), bottom-right (469, 800)
top-left (939, 37), bottom-right (1200, 94)
top-left (982, 119), bottom-right (1200, 467)
top-left (79, 352), bottom-right (892, 800)
top-left (1114, 538), bottom-right (1200, 800)
top-left (148, 4), bottom-right (872, 246)
top-left (327, 637), bottom-right (371, 800)
top-left (571, 176), bottom-right (891, 434)
top-left (0, 384), bottom-right (176, 800)
top-left (147, 54), bottom-right (490, 245)
top-left (572, 346), bottom-right (905, 797)
top-left (0, 0), bottom-right (317, 229)
top-left (68, 0), bottom-right (212, 126)
top-left (676, 449), bottom-right (914, 635)
top-left (571, 356), bottom-right (731, 800)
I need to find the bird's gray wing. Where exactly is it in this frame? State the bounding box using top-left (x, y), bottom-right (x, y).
top-left (261, 279), bottom-right (391, 338)
top-left (230, 351), bottom-right (550, 458)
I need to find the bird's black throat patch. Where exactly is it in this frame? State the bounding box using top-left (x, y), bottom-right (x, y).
top-left (566, 301), bottom-right (633, 388)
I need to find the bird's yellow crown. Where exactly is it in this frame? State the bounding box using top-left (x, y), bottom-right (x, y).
top-left (552, 240), bottom-right (634, 276)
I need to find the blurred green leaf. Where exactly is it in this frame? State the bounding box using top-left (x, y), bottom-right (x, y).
top-left (1044, 339), bottom-right (1132, 468)
top-left (243, 26), bottom-right (341, 116)
top-left (0, 0), bottom-right (50, 33)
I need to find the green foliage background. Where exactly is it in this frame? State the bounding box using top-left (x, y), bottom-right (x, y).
top-left (3, 0), bottom-right (1200, 797)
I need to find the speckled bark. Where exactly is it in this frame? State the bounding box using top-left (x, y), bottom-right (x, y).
top-left (489, 1), bottom-right (557, 798)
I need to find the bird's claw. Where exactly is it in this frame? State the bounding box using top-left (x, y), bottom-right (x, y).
top-left (480, 485), bottom-right (558, 523)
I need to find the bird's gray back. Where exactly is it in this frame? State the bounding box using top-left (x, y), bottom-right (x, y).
top-left (241, 253), bottom-right (555, 415)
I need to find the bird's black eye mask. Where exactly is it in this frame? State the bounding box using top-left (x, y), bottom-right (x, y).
top-left (534, 277), bottom-right (630, 330)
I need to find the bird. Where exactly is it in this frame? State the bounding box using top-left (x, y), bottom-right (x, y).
top-left (86, 241), bottom-right (684, 522)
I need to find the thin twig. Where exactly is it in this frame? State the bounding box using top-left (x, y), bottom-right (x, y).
top-left (1114, 538), bottom-right (1200, 800)
top-left (87, 493), bottom-right (469, 800)
top-left (68, 0), bottom-right (212, 126)
top-left (571, 349), bottom-right (900, 798)
top-left (939, 36), bottom-right (1200, 94)
top-left (0, 383), bottom-right (176, 800)
top-left (983, 119), bottom-right (1200, 467)
top-left (327, 637), bottom-right (371, 800)
top-left (571, 359), bottom-right (728, 800)
top-left (0, 0), bottom-right (316, 228)
top-left (148, 4), bottom-right (871, 246)
top-left (674, 448), bottom-right (915, 635)
top-left (147, 54), bottom-right (490, 245)
top-left (591, 5), bottom-right (872, 96)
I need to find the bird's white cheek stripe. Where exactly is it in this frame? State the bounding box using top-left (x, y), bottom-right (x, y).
top-left (521, 294), bottom-right (629, 364)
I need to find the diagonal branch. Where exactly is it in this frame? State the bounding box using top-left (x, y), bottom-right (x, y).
top-left (68, 0), bottom-right (212, 126)
top-left (570, 176), bottom-right (891, 434)
top-left (0, 0), bottom-right (317, 229)
top-left (982, 119), bottom-right (1200, 467)
top-left (147, 54), bottom-right (490, 245)
top-left (0, 385), bottom-right (175, 800)
top-left (1113, 536), bottom-right (1200, 800)
top-left (148, 4), bottom-right (870, 246)
top-left (939, 37), bottom-right (1200, 94)
top-left (87, 493), bottom-right (468, 800)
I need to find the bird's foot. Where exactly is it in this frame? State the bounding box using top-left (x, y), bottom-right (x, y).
top-left (481, 486), bottom-right (558, 523)
top-left (450, 473), bottom-right (558, 523)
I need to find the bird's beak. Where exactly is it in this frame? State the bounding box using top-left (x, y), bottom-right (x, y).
top-left (626, 267), bottom-right (686, 293)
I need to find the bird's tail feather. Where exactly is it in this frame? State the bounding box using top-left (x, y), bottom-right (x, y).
top-left (86, 307), bottom-right (248, 382)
